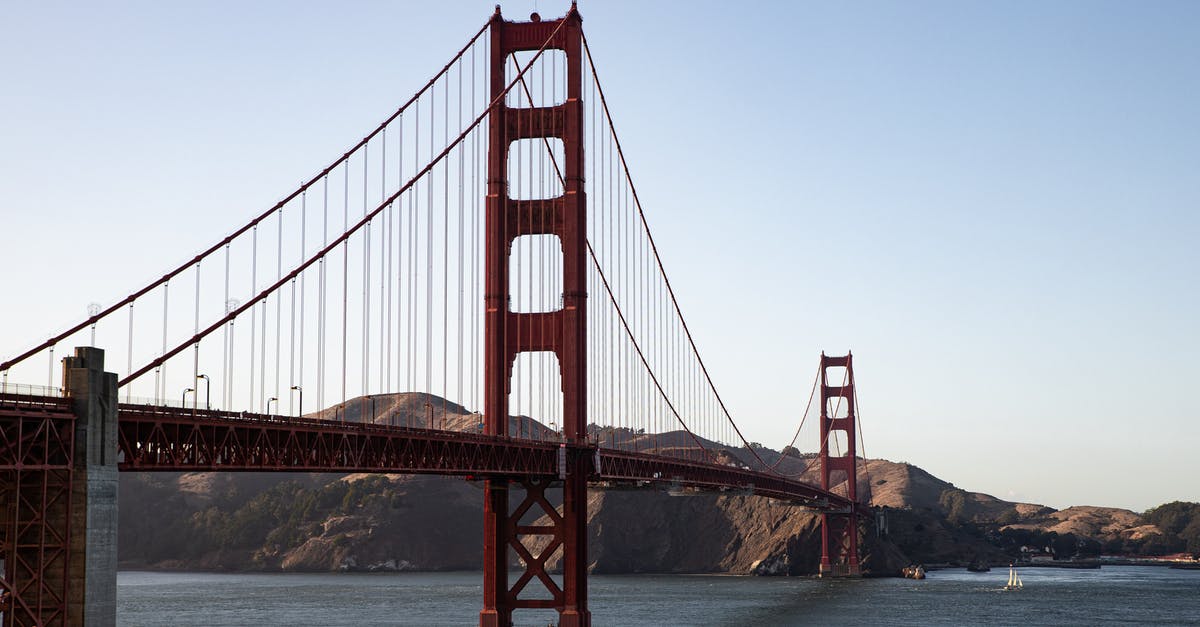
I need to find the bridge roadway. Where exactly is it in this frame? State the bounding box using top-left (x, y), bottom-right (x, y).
top-left (1, 389), bottom-right (849, 507)
top-left (105, 400), bottom-right (847, 508)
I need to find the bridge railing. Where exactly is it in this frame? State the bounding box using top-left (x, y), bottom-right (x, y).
top-left (0, 381), bottom-right (63, 398)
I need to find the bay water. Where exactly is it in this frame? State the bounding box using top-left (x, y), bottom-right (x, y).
top-left (117, 565), bottom-right (1200, 625)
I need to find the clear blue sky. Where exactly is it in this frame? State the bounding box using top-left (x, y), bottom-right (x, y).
top-left (2, 1), bottom-right (1197, 511)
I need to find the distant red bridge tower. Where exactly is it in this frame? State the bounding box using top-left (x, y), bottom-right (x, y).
top-left (819, 352), bottom-right (862, 577)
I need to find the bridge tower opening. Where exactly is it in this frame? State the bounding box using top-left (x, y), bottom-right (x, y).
top-left (818, 352), bottom-right (862, 577)
top-left (482, 4), bottom-right (590, 626)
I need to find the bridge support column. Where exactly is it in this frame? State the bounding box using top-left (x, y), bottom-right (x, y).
top-left (480, 480), bottom-right (510, 627)
top-left (818, 352), bottom-right (861, 577)
top-left (62, 347), bottom-right (119, 625)
top-left (558, 452), bottom-right (589, 627)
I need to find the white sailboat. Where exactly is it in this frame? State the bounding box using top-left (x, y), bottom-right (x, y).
top-left (1004, 564), bottom-right (1023, 590)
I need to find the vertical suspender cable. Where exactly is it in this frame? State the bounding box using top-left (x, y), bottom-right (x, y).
top-left (519, 67), bottom-right (528, 438)
top-left (457, 53), bottom-right (465, 418)
top-left (193, 262), bottom-right (200, 412)
top-left (410, 100), bottom-right (419, 397)
top-left (381, 130), bottom-right (389, 394)
top-left (298, 190), bottom-right (307, 415)
top-left (126, 303), bottom-right (134, 402)
top-left (443, 69), bottom-right (450, 425)
top-left (588, 68), bottom-right (597, 444)
top-left (342, 161), bottom-right (349, 412)
top-left (403, 106), bottom-right (409, 403)
top-left (509, 55), bottom-right (519, 436)
top-left (364, 146), bottom-right (371, 404)
top-left (276, 208), bottom-right (283, 410)
top-left (404, 103), bottom-right (411, 399)
top-left (223, 244), bottom-right (230, 409)
top-left (319, 175), bottom-right (328, 415)
top-left (260, 262), bottom-right (267, 410)
top-left (250, 226), bottom-right (258, 411)
top-left (289, 274), bottom-right (296, 416)
top-left (427, 79), bottom-right (434, 410)
top-left (540, 57), bottom-right (548, 439)
top-left (620, 141), bottom-right (627, 445)
top-left (159, 282), bottom-right (168, 404)
top-left (470, 42), bottom-right (479, 412)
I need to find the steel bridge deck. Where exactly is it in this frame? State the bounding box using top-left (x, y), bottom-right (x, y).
top-left (114, 404), bottom-right (850, 509)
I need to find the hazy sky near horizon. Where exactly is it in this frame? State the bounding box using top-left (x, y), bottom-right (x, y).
top-left (2, 1), bottom-right (1197, 512)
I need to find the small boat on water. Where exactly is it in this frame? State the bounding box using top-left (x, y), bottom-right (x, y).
top-left (1004, 564), bottom-right (1023, 590)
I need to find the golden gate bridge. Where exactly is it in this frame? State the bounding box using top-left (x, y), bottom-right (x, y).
top-left (0, 5), bottom-right (869, 625)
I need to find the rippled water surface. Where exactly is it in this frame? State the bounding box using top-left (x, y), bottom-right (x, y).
top-left (117, 565), bottom-right (1200, 626)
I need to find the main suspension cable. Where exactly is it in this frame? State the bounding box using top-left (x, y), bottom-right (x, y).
top-left (0, 20), bottom-right (492, 374)
top-left (118, 19), bottom-right (569, 389)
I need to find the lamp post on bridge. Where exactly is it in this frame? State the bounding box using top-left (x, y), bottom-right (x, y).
top-left (266, 397), bottom-right (278, 415)
top-left (196, 374), bottom-right (210, 410)
top-left (87, 303), bottom-right (101, 345)
top-left (291, 385), bottom-right (302, 417)
top-left (181, 387), bottom-right (194, 408)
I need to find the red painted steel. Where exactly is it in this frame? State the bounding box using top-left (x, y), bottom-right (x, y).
top-left (598, 449), bottom-right (852, 507)
top-left (0, 393), bottom-right (76, 627)
top-left (113, 406), bottom-right (853, 509)
top-left (818, 353), bottom-right (861, 576)
top-left (502, 479), bottom-right (564, 610)
top-left (116, 405), bottom-right (561, 476)
top-left (0, 392), bottom-right (861, 625)
top-left (483, 4), bottom-right (590, 626)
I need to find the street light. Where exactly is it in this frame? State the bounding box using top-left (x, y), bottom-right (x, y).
top-left (87, 303), bottom-right (101, 346)
top-left (182, 387), bottom-right (194, 407)
top-left (290, 385), bottom-right (303, 417)
top-left (195, 374), bottom-right (210, 410)
top-left (266, 397), bottom-right (278, 415)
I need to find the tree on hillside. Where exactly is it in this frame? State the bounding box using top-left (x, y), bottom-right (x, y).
top-left (1050, 533), bottom-right (1078, 559)
top-left (1077, 537), bottom-right (1102, 558)
top-left (939, 488), bottom-right (969, 524)
top-left (1143, 501), bottom-right (1200, 535)
top-left (1140, 534), bottom-right (1185, 556)
top-left (1142, 501), bottom-right (1200, 555)
top-left (1103, 537), bottom-right (1126, 555)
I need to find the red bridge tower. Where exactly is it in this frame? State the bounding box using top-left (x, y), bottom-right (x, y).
top-left (481, 5), bottom-right (590, 626)
top-left (818, 352), bottom-right (862, 576)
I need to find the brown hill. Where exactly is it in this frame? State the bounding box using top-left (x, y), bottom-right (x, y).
top-left (1002, 505), bottom-right (1163, 545)
top-left (864, 460), bottom-right (1053, 522)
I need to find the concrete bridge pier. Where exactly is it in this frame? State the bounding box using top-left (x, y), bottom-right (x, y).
top-left (62, 347), bottom-right (118, 627)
